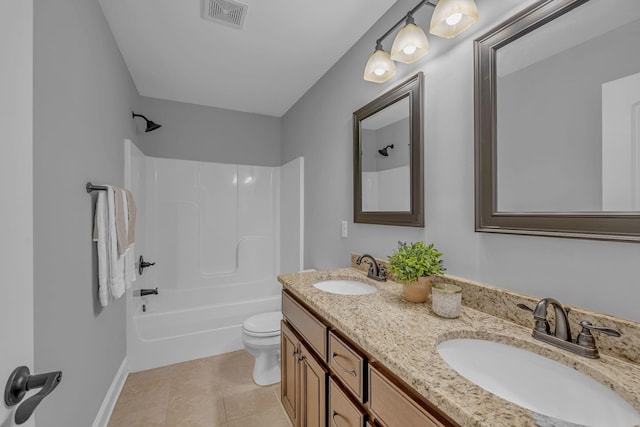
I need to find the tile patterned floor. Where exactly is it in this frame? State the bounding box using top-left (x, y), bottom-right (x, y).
top-left (108, 350), bottom-right (291, 427)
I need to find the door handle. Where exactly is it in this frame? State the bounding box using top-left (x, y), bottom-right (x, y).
top-left (4, 366), bottom-right (62, 425)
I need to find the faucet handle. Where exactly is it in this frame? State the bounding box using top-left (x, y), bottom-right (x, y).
top-left (576, 320), bottom-right (621, 350)
top-left (578, 321), bottom-right (621, 337)
top-left (516, 303), bottom-right (550, 334)
top-left (378, 264), bottom-right (387, 277)
top-left (516, 303), bottom-right (534, 313)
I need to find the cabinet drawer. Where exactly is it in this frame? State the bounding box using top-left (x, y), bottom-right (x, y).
top-left (282, 291), bottom-right (328, 359)
top-left (329, 331), bottom-right (365, 402)
top-left (329, 377), bottom-right (366, 427)
top-left (369, 365), bottom-right (443, 427)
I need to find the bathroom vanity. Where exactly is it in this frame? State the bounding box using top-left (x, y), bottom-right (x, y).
top-left (278, 265), bottom-right (640, 427)
top-left (281, 290), bottom-right (450, 427)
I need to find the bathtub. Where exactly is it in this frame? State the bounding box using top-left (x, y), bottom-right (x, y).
top-left (126, 279), bottom-right (282, 372)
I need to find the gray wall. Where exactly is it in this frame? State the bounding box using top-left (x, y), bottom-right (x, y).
top-left (282, 0), bottom-right (640, 322)
top-left (33, 0), bottom-right (140, 425)
top-left (135, 96), bottom-right (282, 167)
top-left (497, 21), bottom-right (640, 211)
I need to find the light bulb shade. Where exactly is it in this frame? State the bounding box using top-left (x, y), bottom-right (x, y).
top-left (430, 0), bottom-right (479, 39)
top-left (363, 49), bottom-right (396, 83)
top-left (390, 23), bottom-right (429, 64)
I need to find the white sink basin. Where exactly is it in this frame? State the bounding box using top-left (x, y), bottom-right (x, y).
top-left (437, 338), bottom-right (640, 427)
top-left (313, 280), bottom-right (377, 295)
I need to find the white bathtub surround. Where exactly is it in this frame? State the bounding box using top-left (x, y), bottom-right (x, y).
top-left (280, 157), bottom-right (304, 274)
top-left (130, 282), bottom-right (281, 371)
top-left (124, 141), bottom-right (304, 372)
top-left (362, 165), bottom-right (410, 211)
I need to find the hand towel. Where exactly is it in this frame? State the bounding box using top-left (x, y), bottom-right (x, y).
top-left (93, 190), bottom-right (111, 307)
top-left (124, 189), bottom-right (136, 248)
top-left (113, 186), bottom-right (128, 256)
top-left (107, 186), bottom-right (126, 299)
top-left (121, 189), bottom-right (136, 288)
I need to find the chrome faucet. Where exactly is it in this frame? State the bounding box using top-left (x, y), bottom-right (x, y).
top-left (355, 254), bottom-right (386, 282)
top-left (532, 297), bottom-right (571, 341)
top-left (518, 297), bottom-right (621, 359)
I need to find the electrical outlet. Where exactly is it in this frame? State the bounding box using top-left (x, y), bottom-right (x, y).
top-left (341, 220), bottom-right (348, 238)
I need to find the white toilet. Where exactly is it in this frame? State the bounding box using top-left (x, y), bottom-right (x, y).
top-left (242, 311), bottom-right (283, 386)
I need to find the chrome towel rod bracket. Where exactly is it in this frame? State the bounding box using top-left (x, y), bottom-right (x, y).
top-left (86, 182), bottom-right (108, 193)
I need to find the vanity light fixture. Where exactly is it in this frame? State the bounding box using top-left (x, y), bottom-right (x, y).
top-left (430, 0), bottom-right (479, 38)
top-left (390, 14), bottom-right (430, 64)
top-left (364, 0), bottom-right (479, 83)
top-left (363, 42), bottom-right (397, 83)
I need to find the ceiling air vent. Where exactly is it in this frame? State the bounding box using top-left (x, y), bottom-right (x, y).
top-left (202, 0), bottom-right (248, 30)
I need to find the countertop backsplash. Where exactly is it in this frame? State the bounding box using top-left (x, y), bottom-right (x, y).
top-left (350, 253), bottom-right (640, 364)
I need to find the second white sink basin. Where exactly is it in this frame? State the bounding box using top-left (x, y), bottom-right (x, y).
top-left (437, 338), bottom-right (640, 427)
top-left (313, 280), bottom-right (377, 295)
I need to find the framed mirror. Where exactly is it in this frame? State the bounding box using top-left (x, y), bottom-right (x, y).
top-left (475, 0), bottom-right (640, 242)
top-left (354, 72), bottom-right (424, 227)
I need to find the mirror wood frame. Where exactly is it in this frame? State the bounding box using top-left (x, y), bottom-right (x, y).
top-left (354, 72), bottom-right (424, 227)
top-left (474, 0), bottom-right (640, 242)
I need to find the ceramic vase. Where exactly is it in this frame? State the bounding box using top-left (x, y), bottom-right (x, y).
top-left (402, 276), bottom-right (432, 303)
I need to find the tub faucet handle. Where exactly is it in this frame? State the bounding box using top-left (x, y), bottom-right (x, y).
top-left (138, 255), bottom-right (156, 275)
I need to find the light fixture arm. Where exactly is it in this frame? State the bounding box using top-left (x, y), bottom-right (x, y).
top-left (375, 0), bottom-right (436, 47)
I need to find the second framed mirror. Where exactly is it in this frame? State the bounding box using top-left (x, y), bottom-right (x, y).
top-left (353, 72), bottom-right (424, 227)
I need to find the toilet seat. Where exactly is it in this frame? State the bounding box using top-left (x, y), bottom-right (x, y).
top-left (242, 311), bottom-right (282, 337)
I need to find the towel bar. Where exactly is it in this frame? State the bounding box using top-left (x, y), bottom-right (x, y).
top-left (86, 182), bottom-right (108, 193)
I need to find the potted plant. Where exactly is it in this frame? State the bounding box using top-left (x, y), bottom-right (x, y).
top-left (387, 241), bottom-right (444, 303)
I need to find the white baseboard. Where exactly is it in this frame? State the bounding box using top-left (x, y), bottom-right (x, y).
top-left (92, 357), bottom-right (129, 427)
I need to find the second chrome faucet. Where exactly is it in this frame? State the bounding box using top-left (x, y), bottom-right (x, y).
top-left (518, 297), bottom-right (621, 359)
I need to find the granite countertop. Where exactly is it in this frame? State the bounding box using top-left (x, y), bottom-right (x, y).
top-left (278, 268), bottom-right (640, 427)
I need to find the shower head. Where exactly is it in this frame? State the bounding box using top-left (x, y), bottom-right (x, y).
top-left (378, 144), bottom-right (394, 157)
top-left (132, 112), bottom-right (162, 132)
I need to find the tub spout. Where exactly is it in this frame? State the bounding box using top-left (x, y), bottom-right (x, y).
top-left (140, 288), bottom-right (158, 296)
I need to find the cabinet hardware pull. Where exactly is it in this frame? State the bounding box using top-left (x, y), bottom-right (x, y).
top-left (331, 352), bottom-right (357, 377)
top-left (332, 410), bottom-right (346, 427)
top-left (292, 349), bottom-right (299, 357)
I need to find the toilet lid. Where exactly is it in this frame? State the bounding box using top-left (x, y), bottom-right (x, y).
top-left (242, 311), bottom-right (282, 336)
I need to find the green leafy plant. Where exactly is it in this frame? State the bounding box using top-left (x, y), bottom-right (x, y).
top-left (387, 241), bottom-right (444, 285)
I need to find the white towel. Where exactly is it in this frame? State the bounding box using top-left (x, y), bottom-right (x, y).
top-left (121, 189), bottom-right (136, 288)
top-left (93, 185), bottom-right (138, 306)
top-left (107, 186), bottom-right (126, 299)
top-left (93, 191), bottom-right (111, 307)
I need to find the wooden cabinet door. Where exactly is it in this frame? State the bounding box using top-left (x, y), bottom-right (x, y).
top-left (299, 343), bottom-right (328, 427)
top-left (281, 321), bottom-right (300, 426)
